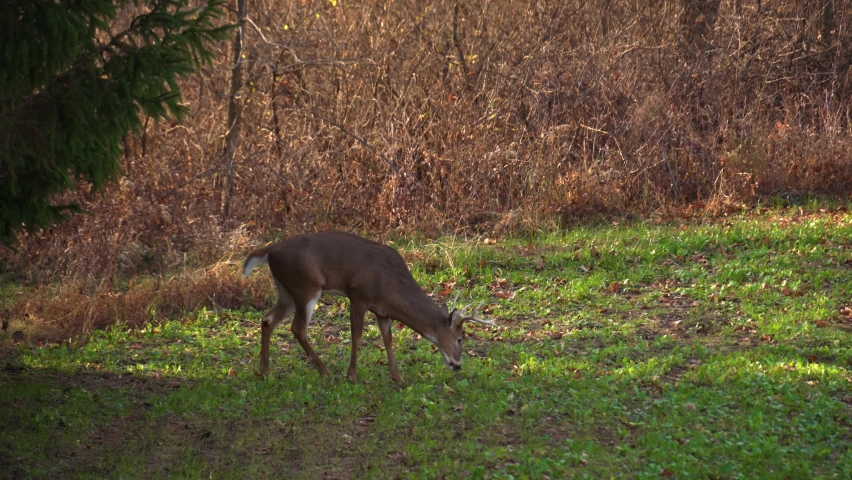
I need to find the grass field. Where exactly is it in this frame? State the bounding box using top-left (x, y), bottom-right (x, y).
top-left (2, 206), bottom-right (852, 478)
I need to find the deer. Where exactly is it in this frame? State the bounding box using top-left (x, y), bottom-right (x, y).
top-left (242, 231), bottom-right (495, 382)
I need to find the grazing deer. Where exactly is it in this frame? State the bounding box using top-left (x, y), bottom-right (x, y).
top-left (243, 232), bottom-right (494, 382)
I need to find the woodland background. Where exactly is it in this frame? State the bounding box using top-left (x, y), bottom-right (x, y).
top-left (2, 0), bottom-right (851, 336)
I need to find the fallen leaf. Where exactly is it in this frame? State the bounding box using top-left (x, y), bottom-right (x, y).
top-left (356, 415), bottom-right (376, 426)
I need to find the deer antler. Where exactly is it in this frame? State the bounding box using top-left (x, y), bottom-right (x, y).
top-left (451, 293), bottom-right (497, 327)
top-left (459, 308), bottom-right (497, 327)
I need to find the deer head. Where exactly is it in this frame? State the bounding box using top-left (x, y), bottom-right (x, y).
top-left (431, 298), bottom-right (495, 371)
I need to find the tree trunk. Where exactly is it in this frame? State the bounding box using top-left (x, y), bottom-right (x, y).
top-left (220, 0), bottom-right (248, 221)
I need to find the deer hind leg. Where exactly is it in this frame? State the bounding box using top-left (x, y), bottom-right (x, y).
top-left (376, 316), bottom-right (402, 383)
top-left (346, 302), bottom-right (368, 382)
top-left (291, 290), bottom-right (332, 378)
top-left (260, 282), bottom-right (295, 377)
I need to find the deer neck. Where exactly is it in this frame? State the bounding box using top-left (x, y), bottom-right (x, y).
top-left (383, 285), bottom-right (448, 340)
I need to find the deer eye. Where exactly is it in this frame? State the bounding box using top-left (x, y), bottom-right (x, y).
top-left (456, 338), bottom-right (463, 346)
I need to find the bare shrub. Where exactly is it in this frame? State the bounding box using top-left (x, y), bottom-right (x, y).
top-left (2, 0), bottom-right (851, 337)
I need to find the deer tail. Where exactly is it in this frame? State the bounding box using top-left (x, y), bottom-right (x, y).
top-left (242, 245), bottom-right (274, 277)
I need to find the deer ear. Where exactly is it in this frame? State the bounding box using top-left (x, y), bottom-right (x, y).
top-left (449, 308), bottom-right (465, 329)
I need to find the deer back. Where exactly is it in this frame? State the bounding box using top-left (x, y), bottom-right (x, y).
top-left (265, 233), bottom-right (444, 323)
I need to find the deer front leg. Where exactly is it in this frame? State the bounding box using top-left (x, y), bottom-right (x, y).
top-left (377, 316), bottom-right (402, 382)
top-left (347, 302), bottom-right (367, 382)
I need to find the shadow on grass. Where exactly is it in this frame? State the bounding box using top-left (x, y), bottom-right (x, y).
top-left (0, 359), bottom-right (380, 479)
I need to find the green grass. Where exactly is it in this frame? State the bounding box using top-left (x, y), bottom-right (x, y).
top-left (3, 206), bottom-right (852, 478)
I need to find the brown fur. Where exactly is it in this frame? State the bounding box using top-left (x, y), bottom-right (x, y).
top-left (244, 232), bottom-right (467, 382)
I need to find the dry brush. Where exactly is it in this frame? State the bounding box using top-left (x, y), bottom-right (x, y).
top-left (2, 0), bottom-right (850, 337)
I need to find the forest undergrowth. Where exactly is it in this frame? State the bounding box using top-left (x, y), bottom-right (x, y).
top-left (1, 0), bottom-right (851, 338)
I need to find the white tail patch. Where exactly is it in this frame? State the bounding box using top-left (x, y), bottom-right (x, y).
top-left (242, 253), bottom-right (269, 277)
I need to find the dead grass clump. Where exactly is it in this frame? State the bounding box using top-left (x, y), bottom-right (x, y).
top-left (9, 262), bottom-right (273, 342)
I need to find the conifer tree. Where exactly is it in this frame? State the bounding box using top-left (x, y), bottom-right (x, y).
top-left (0, 0), bottom-right (229, 246)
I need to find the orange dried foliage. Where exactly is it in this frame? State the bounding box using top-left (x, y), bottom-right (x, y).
top-left (2, 0), bottom-right (852, 338)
